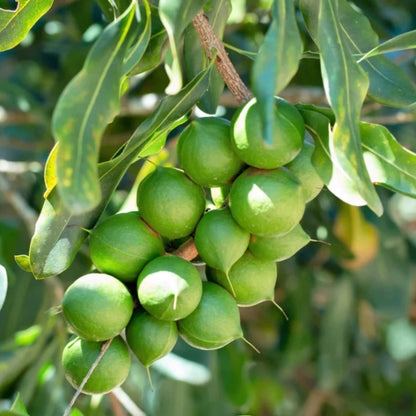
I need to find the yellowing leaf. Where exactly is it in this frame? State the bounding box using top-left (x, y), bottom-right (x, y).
top-left (0, 0), bottom-right (53, 52)
top-left (43, 142), bottom-right (58, 199)
top-left (334, 204), bottom-right (379, 270)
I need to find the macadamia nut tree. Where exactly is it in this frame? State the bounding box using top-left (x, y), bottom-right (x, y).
top-left (2, 0), bottom-right (416, 414)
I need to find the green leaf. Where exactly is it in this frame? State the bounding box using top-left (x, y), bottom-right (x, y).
top-left (252, 0), bottom-right (303, 144)
top-left (300, 0), bottom-right (416, 107)
top-left (318, 277), bottom-right (354, 391)
top-left (223, 42), bottom-right (256, 60)
top-left (43, 143), bottom-right (58, 199)
top-left (52, 1), bottom-right (137, 215)
top-left (132, 28), bottom-right (167, 74)
top-left (9, 393), bottom-right (29, 416)
top-left (386, 318), bottom-right (416, 361)
top-left (353, 215), bottom-right (412, 319)
top-left (14, 255), bottom-right (32, 273)
top-left (94, 0), bottom-right (132, 20)
top-left (124, 57), bottom-right (215, 153)
top-left (123, 0), bottom-right (152, 75)
top-left (0, 314), bottom-right (54, 394)
top-left (0, 264), bottom-right (7, 311)
top-left (152, 353), bottom-right (211, 384)
top-left (300, 108), bottom-right (367, 206)
top-left (183, 0), bottom-right (230, 114)
top-left (159, 0), bottom-right (207, 95)
top-left (360, 122), bottom-right (416, 197)
top-left (0, 0), bottom-right (53, 52)
top-left (29, 66), bottom-right (213, 278)
top-left (295, 103), bottom-right (335, 124)
top-left (358, 29), bottom-right (416, 61)
top-left (217, 343), bottom-right (250, 406)
top-left (317, 0), bottom-right (382, 216)
top-left (138, 115), bottom-right (187, 157)
top-left (337, 0), bottom-right (416, 107)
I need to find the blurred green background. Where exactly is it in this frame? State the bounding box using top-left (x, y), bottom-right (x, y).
top-left (1, 0), bottom-right (416, 415)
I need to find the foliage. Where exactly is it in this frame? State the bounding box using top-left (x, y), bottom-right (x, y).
top-left (0, 0), bottom-right (416, 415)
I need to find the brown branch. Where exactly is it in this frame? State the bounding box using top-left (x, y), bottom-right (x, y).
top-left (165, 11), bottom-right (255, 263)
top-left (173, 238), bottom-right (199, 261)
top-left (192, 11), bottom-right (253, 105)
top-left (109, 392), bottom-right (129, 416)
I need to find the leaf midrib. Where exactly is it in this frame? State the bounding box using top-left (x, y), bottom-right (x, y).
top-left (73, 6), bottom-right (135, 191)
top-left (361, 142), bottom-right (416, 181)
top-left (339, 12), bottom-right (405, 90)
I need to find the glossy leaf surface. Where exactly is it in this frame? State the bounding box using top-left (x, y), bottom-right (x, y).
top-left (123, 0), bottom-right (152, 75)
top-left (52, 2), bottom-right (137, 214)
top-left (0, 0), bottom-right (53, 52)
top-left (317, 0), bottom-right (382, 215)
top-left (301, 0), bottom-right (416, 107)
top-left (300, 108), bottom-right (367, 206)
top-left (361, 122), bottom-right (416, 197)
top-left (358, 29), bottom-right (416, 61)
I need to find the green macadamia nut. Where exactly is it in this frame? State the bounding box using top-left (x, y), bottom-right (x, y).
top-left (231, 97), bottom-right (304, 169)
top-left (137, 255), bottom-right (203, 321)
top-left (178, 281), bottom-right (243, 350)
top-left (126, 309), bottom-right (178, 368)
top-left (177, 117), bottom-right (244, 187)
top-left (137, 166), bottom-right (206, 239)
top-left (62, 273), bottom-right (133, 341)
top-left (229, 167), bottom-right (305, 236)
top-left (62, 336), bottom-right (131, 395)
top-left (89, 212), bottom-right (165, 282)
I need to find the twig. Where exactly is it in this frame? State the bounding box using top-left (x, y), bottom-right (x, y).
top-left (362, 112), bottom-right (416, 125)
top-left (192, 11), bottom-right (253, 105)
top-left (111, 387), bottom-right (148, 416)
top-left (109, 392), bottom-right (129, 416)
top-left (0, 173), bottom-right (37, 235)
top-left (299, 389), bottom-right (328, 416)
top-left (63, 338), bottom-right (114, 416)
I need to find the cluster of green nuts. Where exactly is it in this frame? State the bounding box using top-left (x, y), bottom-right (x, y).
top-left (60, 97), bottom-right (324, 394)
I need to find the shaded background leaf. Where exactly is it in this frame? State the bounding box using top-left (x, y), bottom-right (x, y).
top-left (318, 277), bottom-right (355, 391)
